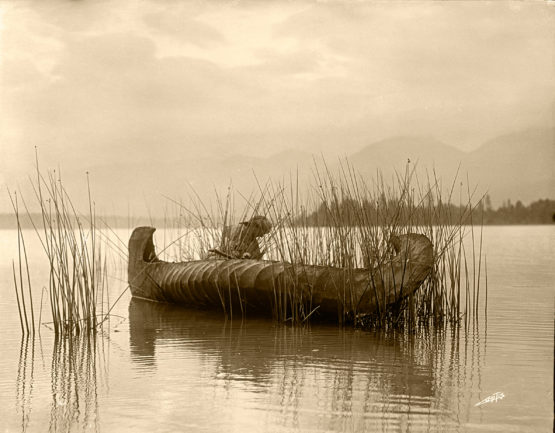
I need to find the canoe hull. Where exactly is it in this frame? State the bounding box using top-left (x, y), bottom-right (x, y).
top-left (128, 227), bottom-right (433, 319)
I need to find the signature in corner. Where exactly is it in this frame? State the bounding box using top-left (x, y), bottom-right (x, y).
top-left (475, 391), bottom-right (505, 407)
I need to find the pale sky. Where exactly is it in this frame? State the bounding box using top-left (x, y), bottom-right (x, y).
top-left (1, 0), bottom-right (554, 188)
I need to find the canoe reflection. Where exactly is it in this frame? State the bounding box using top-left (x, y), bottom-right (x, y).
top-left (129, 298), bottom-right (437, 401)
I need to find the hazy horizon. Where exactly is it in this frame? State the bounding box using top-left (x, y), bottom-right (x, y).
top-left (1, 0), bottom-right (554, 216)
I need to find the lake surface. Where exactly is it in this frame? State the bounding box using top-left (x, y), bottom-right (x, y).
top-left (0, 226), bottom-right (553, 432)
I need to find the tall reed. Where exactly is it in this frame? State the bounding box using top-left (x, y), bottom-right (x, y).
top-left (168, 159), bottom-right (487, 330)
top-left (10, 157), bottom-right (110, 335)
top-left (9, 191), bottom-right (35, 335)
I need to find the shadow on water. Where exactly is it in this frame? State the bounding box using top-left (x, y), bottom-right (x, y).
top-left (130, 298), bottom-right (430, 393)
top-left (129, 298), bottom-right (486, 431)
top-left (12, 300), bottom-right (486, 432)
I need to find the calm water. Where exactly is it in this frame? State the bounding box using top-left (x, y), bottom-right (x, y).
top-left (0, 227), bottom-right (553, 432)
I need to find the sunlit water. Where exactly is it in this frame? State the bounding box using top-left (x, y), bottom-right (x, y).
top-left (0, 226), bottom-right (553, 432)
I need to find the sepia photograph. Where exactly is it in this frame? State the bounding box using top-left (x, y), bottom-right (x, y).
top-left (0, 1), bottom-right (553, 432)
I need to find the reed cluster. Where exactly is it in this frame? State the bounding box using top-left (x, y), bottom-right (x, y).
top-left (170, 159), bottom-right (487, 330)
top-left (10, 159), bottom-right (108, 335)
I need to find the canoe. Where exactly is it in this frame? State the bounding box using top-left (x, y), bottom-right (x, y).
top-left (128, 226), bottom-right (433, 320)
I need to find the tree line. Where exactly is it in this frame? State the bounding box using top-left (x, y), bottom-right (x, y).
top-left (295, 196), bottom-right (555, 226)
top-left (479, 197), bottom-right (555, 225)
top-left (1, 196), bottom-right (553, 229)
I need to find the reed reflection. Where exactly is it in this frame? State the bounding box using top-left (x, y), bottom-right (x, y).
top-left (16, 335), bottom-right (35, 432)
top-left (48, 333), bottom-right (104, 433)
top-left (14, 332), bottom-right (108, 433)
top-left (129, 298), bottom-right (484, 430)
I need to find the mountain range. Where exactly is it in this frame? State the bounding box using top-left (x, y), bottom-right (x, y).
top-left (3, 128), bottom-right (553, 217)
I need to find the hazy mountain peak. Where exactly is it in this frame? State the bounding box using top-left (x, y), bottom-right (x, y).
top-left (353, 136), bottom-right (463, 160)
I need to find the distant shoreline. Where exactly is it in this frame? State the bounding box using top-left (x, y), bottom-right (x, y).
top-left (1, 197), bottom-right (553, 230)
top-left (2, 224), bottom-right (552, 229)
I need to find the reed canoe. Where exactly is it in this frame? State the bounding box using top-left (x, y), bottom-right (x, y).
top-left (128, 226), bottom-right (433, 320)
